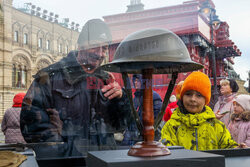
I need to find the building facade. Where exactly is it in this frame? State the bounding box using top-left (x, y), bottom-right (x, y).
top-left (0, 0), bottom-right (79, 119)
top-left (103, 0), bottom-right (243, 102)
top-left (0, 0), bottom-right (246, 119)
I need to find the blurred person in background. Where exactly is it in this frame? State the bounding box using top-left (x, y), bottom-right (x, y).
top-left (162, 95), bottom-right (177, 122)
top-left (162, 81), bottom-right (184, 122)
top-left (214, 79), bottom-right (239, 128)
top-left (1, 93), bottom-right (26, 144)
top-left (121, 74), bottom-right (162, 146)
top-left (228, 94), bottom-right (250, 147)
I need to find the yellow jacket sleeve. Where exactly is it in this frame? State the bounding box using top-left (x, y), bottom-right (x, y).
top-left (217, 121), bottom-right (239, 149)
top-left (160, 120), bottom-right (179, 147)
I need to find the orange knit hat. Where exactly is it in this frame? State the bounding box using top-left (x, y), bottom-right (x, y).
top-left (180, 71), bottom-right (211, 105)
top-left (175, 81), bottom-right (184, 99)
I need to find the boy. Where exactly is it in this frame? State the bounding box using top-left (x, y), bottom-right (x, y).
top-left (161, 71), bottom-right (240, 151)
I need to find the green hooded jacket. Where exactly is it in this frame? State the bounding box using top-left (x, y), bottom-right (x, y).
top-left (161, 106), bottom-right (238, 151)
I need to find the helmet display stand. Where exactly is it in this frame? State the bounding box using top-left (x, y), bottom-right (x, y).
top-left (127, 68), bottom-right (170, 156)
top-left (101, 28), bottom-right (203, 157)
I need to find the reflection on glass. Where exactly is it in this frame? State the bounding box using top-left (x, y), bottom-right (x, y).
top-left (0, 0), bottom-right (246, 162)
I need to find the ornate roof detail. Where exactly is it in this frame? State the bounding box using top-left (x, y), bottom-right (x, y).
top-left (126, 0), bottom-right (144, 13)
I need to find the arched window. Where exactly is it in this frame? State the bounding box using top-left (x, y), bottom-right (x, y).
top-left (45, 33), bottom-right (53, 52)
top-left (23, 33), bottom-right (28, 44)
top-left (14, 31), bottom-right (19, 42)
top-left (37, 30), bottom-right (45, 50)
top-left (21, 66), bottom-right (27, 87)
top-left (15, 65), bottom-right (21, 88)
top-left (38, 38), bottom-right (43, 48)
top-left (12, 65), bottom-right (27, 88)
top-left (65, 45), bottom-right (69, 54)
top-left (23, 25), bottom-right (31, 45)
top-left (59, 43), bottom-right (62, 53)
top-left (12, 64), bottom-right (16, 87)
top-left (12, 55), bottom-right (29, 89)
top-left (13, 22), bottom-right (21, 44)
top-left (46, 40), bottom-right (50, 50)
top-left (57, 36), bottom-right (65, 54)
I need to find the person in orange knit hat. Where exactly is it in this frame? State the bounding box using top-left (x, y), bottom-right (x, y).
top-left (161, 71), bottom-right (246, 151)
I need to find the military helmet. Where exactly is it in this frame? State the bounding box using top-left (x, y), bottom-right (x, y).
top-left (77, 19), bottom-right (112, 49)
top-left (101, 28), bottom-right (203, 74)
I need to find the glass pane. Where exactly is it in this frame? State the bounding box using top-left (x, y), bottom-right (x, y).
top-left (0, 0), bottom-right (247, 162)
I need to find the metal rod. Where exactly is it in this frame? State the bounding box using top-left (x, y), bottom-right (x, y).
top-left (210, 13), bottom-right (219, 103)
top-left (154, 72), bottom-right (178, 129)
top-left (122, 72), bottom-right (143, 134)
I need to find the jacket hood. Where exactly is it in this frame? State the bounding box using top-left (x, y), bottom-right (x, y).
top-left (13, 93), bottom-right (26, 107)
top-left (234, 94), bottom-right (250, 111)
top-left (241, 111), bottom-right (250, 121)
top-left (231, 110), bottom-right (250, 122)
top-left (171, 106), bottom-right (215, 127)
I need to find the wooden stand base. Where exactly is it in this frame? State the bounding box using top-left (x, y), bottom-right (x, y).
top-left (128, 141), bottom-right (171, 157)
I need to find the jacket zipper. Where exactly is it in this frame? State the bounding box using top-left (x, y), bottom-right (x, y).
top-left (195, 128), bottom-right (198, 151)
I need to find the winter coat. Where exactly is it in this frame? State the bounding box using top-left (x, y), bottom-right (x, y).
top-left (20, 51), bottom-right (130, 158)
top-left (121, 90), bottom-right (162, 146)
top-left (1, 107), bottom-right (26, 143)
top-left (228, 111), bottom-right (250, 147)
top-left (213, 93), bottom-right (236, 128)
top-left (161, 106), bottom-right (238, 151)
top-left (163, 101), bottom-right (177, 122)
top-left (133, 90), bottom-right (162, 121)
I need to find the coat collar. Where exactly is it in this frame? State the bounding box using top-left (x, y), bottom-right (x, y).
top-left (218, 93), bottom-right (236, 104)
top-left (231, 111), bottom-right (250, 122)
top-left (171, 106), bottom-right (215, 127)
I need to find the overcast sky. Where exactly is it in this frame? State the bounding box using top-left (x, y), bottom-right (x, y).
top-left (13, 0), bottom-right (250, 84)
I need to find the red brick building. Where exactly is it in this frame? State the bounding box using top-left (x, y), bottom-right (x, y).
top-left (103, 0), bottom-right (241, 100)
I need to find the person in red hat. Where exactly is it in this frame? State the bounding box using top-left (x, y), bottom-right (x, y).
top-left (1, 93), bottom-right (26, 143)
top-left (162, 95), bottom-right (177, 122)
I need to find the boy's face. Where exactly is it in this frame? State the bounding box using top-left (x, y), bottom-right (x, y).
top-left (182, 90), bottom-right (206, 114)
top-left (233, 101), bottom-right (244, 114)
